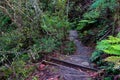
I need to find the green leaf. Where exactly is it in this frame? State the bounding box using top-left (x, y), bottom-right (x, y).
top-left (104, 56), bottom-right (120, 69)
top-left (79, 20), bottom-right (96, 23)
top-left (96, 36), bottom-right (120, 55)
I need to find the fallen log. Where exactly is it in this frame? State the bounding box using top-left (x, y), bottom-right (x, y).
top-left (44, 57), bottom-right (98, 72)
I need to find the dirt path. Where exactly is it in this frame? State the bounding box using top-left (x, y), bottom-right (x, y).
top-left (27, 30), bottom-right (97, 80)
top-left (27, 51), bottom-right (96, 80)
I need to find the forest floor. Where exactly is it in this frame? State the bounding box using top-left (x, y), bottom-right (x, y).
top-left (25, 40), bottom-right (99, 80)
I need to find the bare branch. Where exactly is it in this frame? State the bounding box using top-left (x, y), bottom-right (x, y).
top-left (0, 5), bottom-right (14, 21)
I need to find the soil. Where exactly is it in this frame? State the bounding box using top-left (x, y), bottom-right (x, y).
top-left (26, 38), bottom-right (96, 80)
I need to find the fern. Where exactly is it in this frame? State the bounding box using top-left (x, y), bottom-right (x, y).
top-left (83, 10), bottom-right (100, 19)
top-left (90, 0), bottom-right (118, 12)
top-left (97, 36), bottom-right (120, 55)
top-left (91, 0), bottom-right (105, 8)
top-left (104, 56), bottom-right (120, 69)
top-left (90, 50), bottom-right (103, 62)
top-left (100, 35), bottom-right (120, 68)
top-left (76, 0), bottom-right (118, 31)
top-left (76, 19), bottom-right (96, 30)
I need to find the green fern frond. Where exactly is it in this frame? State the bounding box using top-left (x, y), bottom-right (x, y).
top-left (112, 45), bottom-right (120, 51)
top-left (97, 40), bottom-right (111, 50)
top-left (104, 56), bottom-right (120, 69)
top-left (96, 35), bottom-right (120, 55)
top-left (107, 36), bottom-right (120, 43)
top-left (104, 56), bottom-right (120, 63)
top-left (83, 10), bottom-right (100, 19)
top-left (90, 0), bottom-right (106, 9)
top-left (90, 0), bottom-right (118, 12)
top-left (104, 49), bottom-right (120, 55)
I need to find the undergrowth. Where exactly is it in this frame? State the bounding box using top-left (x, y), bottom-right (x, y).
top-left (0, 0), bottom-right (120, 79)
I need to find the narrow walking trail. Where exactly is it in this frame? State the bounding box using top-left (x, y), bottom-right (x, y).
top-left (27, 30), bottom-right (98, 80)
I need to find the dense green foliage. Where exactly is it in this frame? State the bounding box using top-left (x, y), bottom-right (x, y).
top-left (0, 0), bottom-right (70, 60)
top-left (76, 0), bottom-right (119, 30)
top-left (0, 0), bottom-right (120, 79)
top-left (94, 33), bottom-right (120, 71)
top-left (0, 0), bottom-right (71, 79)
top-left (97, 35), bottom-right (120, 55)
